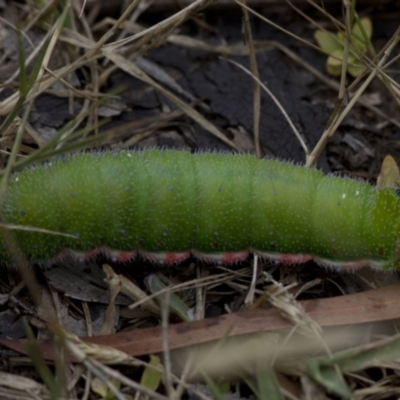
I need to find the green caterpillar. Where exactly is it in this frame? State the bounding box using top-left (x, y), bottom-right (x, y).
top-left (1, 149), bottom-right (400, 270)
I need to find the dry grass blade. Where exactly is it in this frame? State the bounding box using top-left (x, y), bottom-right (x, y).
top-left (65, 336), bottom-right (169, 400)
top-left (103, 264), bottom-right (161, 315)
top-left (307, 27), bottom-right (400, 166)
top-left (63, 331), bottom-right (142, 366)
top-left (259, 275), bottom-right (322, 338)
top-left (104, 51), bottom-right (239, 151)
top-left (237, 0), bottom-right (262, 158)
top-left (234, 0), bottom-right (400, 157)
top-left (269, 40), bottom-right (400, 131)
top-left (102, 0), bottom-right (215, 54)
top-left (0, 371), bottom-right (50, 399)
top-left (226, 58), bottom-right (309, 156)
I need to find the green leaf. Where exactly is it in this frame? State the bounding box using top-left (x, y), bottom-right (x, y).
top-left (91, 377), bottom-right (122, 399)
top-left (315, 17), bottom-right (372, 77)
top-left (326, 49), bottom-right (344, 76)
top-left (256, 366), bottom-right (284, 400)
top-left (305, 333), bottom-right (400, 399)
top-left (314, 30), bottom-right (341, 54)
top-left (25, 321), bottom-right (64, 398)
top-left (140, 355), bottom-right (162, 394)
top-left (353, 17), bottom-right (372, 43)
top-left (306, 360), bottom-right (352, 399)
top-left (203, 374), bottom-right (228, 400)
top-left (321, 334), bottom-right (400, 373)
top-left (347, 57), bottom-right (366, 77)
top-left (145, 273), bottom-right (193, 322)
top-left (377, 155), bottom-right (400, 188)
top-left (337, 31), bottom-right (346, 45)
top-left (352, 17), bottom-right (372, 55)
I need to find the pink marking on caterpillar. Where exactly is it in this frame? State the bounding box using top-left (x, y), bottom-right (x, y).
top-left (110, 251), bottom-right (137, 262)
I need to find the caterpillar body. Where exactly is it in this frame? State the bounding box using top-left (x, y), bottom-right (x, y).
top-left (2, 149), bottom-right (400, 270)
